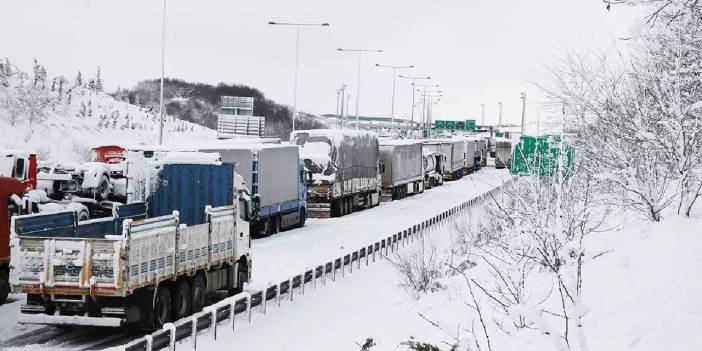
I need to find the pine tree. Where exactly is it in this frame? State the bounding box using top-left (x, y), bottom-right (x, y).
top-left (57, 76), bottom-right (66, 101)
top-left (32, 58), bottom-right (46, 89)
top-left (95, 65), bottom-right (103, 92)
top-left (75, 71), bottom-right (83, 86)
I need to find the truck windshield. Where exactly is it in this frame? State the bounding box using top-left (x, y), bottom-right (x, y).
top-left (0, 155), bottom-right (14, 177)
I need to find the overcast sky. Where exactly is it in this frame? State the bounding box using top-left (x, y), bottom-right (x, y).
top-left (0, 0), bottom-right (641, 127)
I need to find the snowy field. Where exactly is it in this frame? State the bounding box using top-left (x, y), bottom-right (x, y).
top-left (194, 201), bottom-right (702, 351)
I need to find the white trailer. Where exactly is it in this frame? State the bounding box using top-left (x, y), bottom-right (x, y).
top-left (379, 140), bottom-right (424, 200)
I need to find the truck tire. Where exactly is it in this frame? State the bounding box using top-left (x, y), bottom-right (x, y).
top-left (172, 280), bottom-right (191, 320)
top-left (92, 174), bottom-right (111, 201)
top-left (0, 278), bottom-right (9, 305)
top-left (153, 286), bottom-right (171, 328)
top-left (228, 261), bottom-right (247, 296)
top-left (190, 274), bottom-right (206, 313)
top-left (298, 209), bottom-right (307, 227)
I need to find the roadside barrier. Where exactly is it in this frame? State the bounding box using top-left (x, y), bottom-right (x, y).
top-left (121, 178), bottom-right (515, 351)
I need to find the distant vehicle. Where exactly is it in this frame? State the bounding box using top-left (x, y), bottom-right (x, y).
top-left (379, 140), bottom-right (424, 200)
top-left (423, 150), bottom-right (445, 189)
top-left (11, 152), bottom-right (252, 328)
top-left (292, 129), bottom-right (381, 218)
top-left (495, 139), bottom-right (513, 169)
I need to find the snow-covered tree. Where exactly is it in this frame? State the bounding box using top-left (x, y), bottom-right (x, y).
top-left (75, 70), bottom-right (83, 86)
top-left (95, 65), bottom-right (103, 92)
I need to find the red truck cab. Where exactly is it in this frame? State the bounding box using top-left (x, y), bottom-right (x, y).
top-left (0, 150), bottom-right (37, 304)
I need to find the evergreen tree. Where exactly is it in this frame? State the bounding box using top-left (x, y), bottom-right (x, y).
top-left (95, 65), bottom-right (103, 92)
top-left (75, 71), bottom-right (83, 86)
top-left (32, 58), bottom-right (46, 89)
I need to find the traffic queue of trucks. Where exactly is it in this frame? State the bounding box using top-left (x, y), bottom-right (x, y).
top-left (2, 129), bottom-right (502, 329)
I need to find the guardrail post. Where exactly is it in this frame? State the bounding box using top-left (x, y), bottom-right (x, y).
top-left (302, 270), bottom-right (306, 295)
top-left (341, 257), bottom-right (345, 278)
top-left (277, 283), bottom-right (282, 307)
top-left (349, 255), bottom-right (353, 274)
top-left (247, 295), bottom-right (252, 323)
top-left (210, 308), bottom-right (217, 340)
top-left (166, 323), bottom-right (176, 351)
top-left (263, 285), bottom-right (269, 314)
top-left (145, 334), bottom-right (153, 351)
top-left (289, 277), bottom-right (294, 301)
top-left (192, 316), bottom-right (199, 349)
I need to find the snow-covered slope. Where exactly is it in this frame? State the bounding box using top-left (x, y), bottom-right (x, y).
top-left (0, 62), bottom-right (215, 166)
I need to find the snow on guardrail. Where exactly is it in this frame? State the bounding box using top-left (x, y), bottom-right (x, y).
top-left (120, 177), bottom-right (517, 351)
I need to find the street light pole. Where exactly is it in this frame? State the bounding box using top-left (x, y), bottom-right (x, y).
top-left (337, 48), bottom-right (383, 129)
top-left (414, 84), bottom-right (440, 137)
top-left (481, 103), bottom-right (485, 126)
top-left (269, 21), bottom-right (330, 132)
top-left (158, 0), bottom-right (166, 145)
top-left (376, 64), bottom-right (413, 129)
top-left (498, 102), bottom-right (503, 127)
top-left (520, 92), bottom-right (527, 135)
top-left (398, 75), bottom-right (431, 135)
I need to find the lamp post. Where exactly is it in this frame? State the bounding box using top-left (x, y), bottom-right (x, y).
top-left (269, 21), bottom-right (330, 132)
top-left (337, 84), bottom-right (347, 127)
top-left (398, 75), bottom-right (431, 134)
top-left (375, 64), bottom-right (413, 129)
top-left (337, 48), bottom-right (384, 129)
top-left (414, 84), bottom-right (440, 136)
top-left (158, 0), bottom-right (166, 145)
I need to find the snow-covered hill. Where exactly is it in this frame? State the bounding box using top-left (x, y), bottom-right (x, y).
top-left (0, 59), bottom-right (215, 166)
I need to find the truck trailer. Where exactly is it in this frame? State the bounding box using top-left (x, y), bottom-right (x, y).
top-left (10, 152), bottom-right (252, 328)
top-left (379, 140), bottom-right (424, 200)
top-left (198, 143), bottom-right (306, 236)
top-left (291, 129), bottom-right (381, 218)
top-left (495, 138), bottom-right (513, 169)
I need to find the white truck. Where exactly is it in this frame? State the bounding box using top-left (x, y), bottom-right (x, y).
top-left (10, 152), bottom-right (252, 329)
top-left (379, 140), bottom-right (424, 200)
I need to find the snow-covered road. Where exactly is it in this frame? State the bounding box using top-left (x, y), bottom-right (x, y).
top-left (251, 168), bottom-right (510, 288)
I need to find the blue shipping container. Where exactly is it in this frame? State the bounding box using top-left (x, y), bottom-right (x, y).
top-left (148, 163), bottom-right (235, 226)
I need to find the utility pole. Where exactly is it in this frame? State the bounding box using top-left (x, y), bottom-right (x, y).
top-left (158, 0), bottom-right (166, 145)
top-left (498, 102), bottom-right (502, 127)
top-left (337, 48), bottom-right (384, 129)
top-left (376, 64), bottom-right (414, 130)
top-left (269, 21), bottom-right (330, 132)
top-left (520, 92), bottom-right (526, 135)
top-left (481, 103), bottom-right (485, 126)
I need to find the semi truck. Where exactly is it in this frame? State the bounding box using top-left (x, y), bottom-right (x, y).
top-left (378, 140), bottom-right (424, 200)
top-left (422, 150), bottom-right (444, 189)
top-left (423, 139), bottom-right (465, 180)
top-left (197, 143), bottom-right (306, 236)
top-left (291, 129), bottom-right (381, 218)
top-left (10, 152), bottom-right (252, 328)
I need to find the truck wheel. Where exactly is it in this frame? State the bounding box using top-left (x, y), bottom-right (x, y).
top-left (272, 216), bottom-right (280, 234)
top-left (298, 209), bottom-right (307, 227)
top-left (153, 286), bottom-right (171, 328)
top-left (77, 209), bottom-right (90, 222)
top-left (92, 174), bottom-right (111, 201)
top-left (190, 274), bottom-right (206, 313)
top-left (228, 262), bottom-right (247, 296)
top-left (172, 280), bottom-right (191, 320)
top-left (0, 278), bottom-right (9, 305)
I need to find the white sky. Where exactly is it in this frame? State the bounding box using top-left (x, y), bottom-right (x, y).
top-left (0, 0), bottom-right (641, 126)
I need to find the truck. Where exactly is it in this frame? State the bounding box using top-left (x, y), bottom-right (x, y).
top-left (291, 129), bottom-right (381, 218)
top-left (423, 139), bottom-right (465, 180)
top-left (197, 143), bottom-right (306, 236)
top-left (10, 152), bottom-right (252, 328)
top-left (495, 138), bottom-right (513, 169)
top-left (423, 150), bottom-right (444, 189)
top-left (462, 137), bottom-right (478, 173)
top-left (378, 140), bottom-right (424, 200)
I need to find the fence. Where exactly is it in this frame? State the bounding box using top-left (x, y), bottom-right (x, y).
top-left (121, 178), bottom-right (515, 351)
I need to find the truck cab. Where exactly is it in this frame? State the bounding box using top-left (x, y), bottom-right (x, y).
top-left (0, 150), bottom-right (37, 305)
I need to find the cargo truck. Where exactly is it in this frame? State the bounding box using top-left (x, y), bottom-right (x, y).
top-left (10, 152), bottom-right (252, 328)
top-left (378, 140), bottom-right (424, 200)
top-left (291, 129), bottom-right (381, 218)
top-left (197, 143), bottom-right (306, 236)
top-left (423, 139), bottom-right (465, 180)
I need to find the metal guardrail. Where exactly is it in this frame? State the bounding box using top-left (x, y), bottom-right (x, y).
top-left (120, 178), bottom-right (515, 351)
